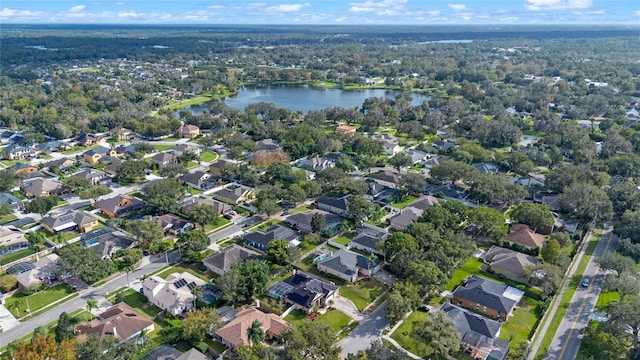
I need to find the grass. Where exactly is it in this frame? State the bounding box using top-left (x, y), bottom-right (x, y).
top-left (0, 159), bottom-right (27, 167)
top-left (299, 240), bottom-right (319, 254)
top-left (111, 288), bottom-right (162, 318)
top-left (333, 231), bottom-right (354, 246)
top-left (153, 144), bottom-right (174, 151)
top-left (595, 290), bottom-right (620, 311)
top-left (0, 247), bottom-right (39, 264)
top-left (339, 279), bottom-right (386, 311)
top-left (200, 150), bottom-right (218, 162)
top-left (5, 284), bottom-right (76, 318)
top-left (285, 309), bottom-right (352, 334)
top-left (164, 95), bottom-right (213, 111)
top-left (35, 228), bottom-right (79, 243)
top-left (290, 204), bottom-right (314, 214)
top-left (155, 264), bottom-right (210, 283)
top-left (391, 195), bottom-right (417, 209)
top-left (390, 310), bottom-right (431, 358)
top-left (499, 297), bottom-right (541, 343)
top-left (0, 213), bottom-right (17, 224)
top-left (446, 257), bottom-right (484, 291)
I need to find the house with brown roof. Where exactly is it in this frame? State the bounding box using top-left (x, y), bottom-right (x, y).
top-left (212, 185), bottom-right (256, 205)
top-left (76, 133), bottom-right (107, 147)
top-left (104, 158), bottom-right (123, 175)
top-left (215, 307), bottom-right (288, 348)
top-left (504, 224), bottom-right (546, 250)
top-left (83, 146), bottom-right (118, 166)
top-left (336, 125), bottom-right (356, 135)
top-left (151, 152), bottom-right (178, 169)
top-left (110, 127), bottom-right (136, 140)
top-left (73, 169), bottom-right (109, 185)
top-left (45, 158), bottom-right (75, 173)
top-left (10, 163), bottom-right (38, 175)
top-left (74, 302), bottom-right (154, 343)
top-left (94, 195), bottom-right (145, 218)
top-left (209, 159), bottom-right (232, 177)
top-left (368, 170), bottom-right (401, 189)
top-left (40, 210), bottom-right (100, 234)
top-left (22, 178), bottom-right (65, 198)
top-left (177, 124), bottom-right (200, 139)
top-left (483, 246), bottom-right (541, 285)
top-left (14, 254), bottom-right (60, 290)
top-left (157, 214), bottom-right (194, 235)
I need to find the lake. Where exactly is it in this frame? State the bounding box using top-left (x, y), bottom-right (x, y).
top-left (176, 85), bottom-right (431, 116)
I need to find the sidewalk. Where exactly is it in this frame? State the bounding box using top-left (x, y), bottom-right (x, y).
top-left (379, 311), bottom-right (421, 360)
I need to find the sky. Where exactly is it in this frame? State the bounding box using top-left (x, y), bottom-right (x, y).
top-left (1, 0), bottom-right (638, 25)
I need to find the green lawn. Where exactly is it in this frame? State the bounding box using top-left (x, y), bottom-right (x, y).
top-left (596, 290), bottom-right (620, 311)
top-left (299, 240), bottom-right (319, 254)
top-left (285, 309), bottom-right (352, 334)
top-left (390, 310), bottom-right (431, 358)
top-left (200, 150), bottom-right (218, 162)
top-left (205, 217), bottom-right (232, 233)
top-left (339, 279), bottom-right (386, 311)
top-left (391, 195), bottom-right (417, 209)
top-left (446, 257), bottom-right (483, 291)
top-left (290, 204), bottom-right (314, 214)
top-left (113, 288), bottom-right (162, 318)
top-left (164, 96), bottom-right (213, 111)
top-left (0, 213), bottom-right (17, 224)
top-left (0, 247), bottom-right (39, 265)
top-left (35, 228), bottom-right (80, 243)
top-left (155, 264), bottom-right (210, 283)
top-left (153, 144), bottom-right (174, 151)
top-left (333, 231), bottom-right (354, 246)
top-left (5, 284), bottom-right (76, 317)
top-left (499, 297), bottom-right (541, 343)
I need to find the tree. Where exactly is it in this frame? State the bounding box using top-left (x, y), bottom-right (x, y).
top-left (247, 320), bottom-right (265, 345)
top-left (182, 308), bottom-right (222, 343)
top-left (232, 344), bottom-right (282, 360)
top-left (54, 312), bottom-right (74, 343)
top-left (429, 160), bottom-right (476, 183)
top-left (121, 248), bottom-right (143, 267)
top-left (114, 160), bottom-right (147, 185)
top-left (408, 261), bottom-right (447, 296)
top-left (159, 163), bottom-right (187, 178)
top-left (510, 203), bottom-right (555, 232)
top-left (283, 321), bottom-right (341, 360)
top-left (24, 196), bottom-right (57, 215)
top-left (218, 259), bottom-right (270, 305)
top-left (525, 263), bottom-right (562, 299)
top-left (0, 274), bottom-right (17, 292)
top-left (178, 151), bottom-right (199, 165)
top-left (615, 210), bottom-right (640, 243)
top-left (606, 296), bottom-right (640, 358)
top-left (468, 206), bottom-right (508, 241)
top-left (57, 244), bottom-right (117, 284)
top-left (8, 334), bottom-right (76, 360)
top-left (189, 203), bottom-right (219, 231)
top-left (336, 154), bottom-right (355, 172)
top-left (386, 281), bottom-right (421, 324)
top-left (0, 170), bottom-right (19, 192)
top-left (541, 239), bottom-right (562, 265)
top-left (86, 299), bottom-right (98, 320)
top-left (265, 239), bottom-right (290, 266)
top-left (560, 182), bottom-right (613, 222)
top-left (311, 213), bottom-right (326, 233)
top-left (144, 178), bottom-right (185, 214)
top-left (580, 322), bottom-right (629, 360)
top-left (126, 216), bottom-right (164, 245)
top-left (400, 172), bottom-right (426, 195)
top-left (599, 253), bottom-right (637, 275)
top-left (78, 185), bottom-right (111, 200)
top-left (346, 195), bottom-right (375, 224)
top-left (389, 153), bottom-right (411, 172)
top-left (177, 230), bottom-right (209, 252)
top-left (63, 176), bottom-right (92, 194)
top-left (411, 312), bottom-right (460, 358)
top-left (257, 198), bottom-right (279, 216)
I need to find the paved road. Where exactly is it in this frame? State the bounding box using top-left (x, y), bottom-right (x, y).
top-left (544, 225), bottom-right (618, 360)
top-left (339, 302), bottom-right (389, 358)
top-left (208, 215), bottom-right (262, 243)
top-left (0, 251), bottom-right (180, 348)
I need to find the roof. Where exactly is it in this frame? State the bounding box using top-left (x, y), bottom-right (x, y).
top-left (281, 271), bottom-right (339, 308)
top-left (84, 146), bottom-right (111, 156)
top-left (142, 272), bottom-right (206, 313)
top-left (484, 246), bottom-right (541, 278)
top-left (41, 210), bottom-right (98, 232)
top-left (74, 169), bottom-right (107, 181)
top-left (368, 170), bottom-right (400, 185)
top-left (244, 225), bottom-right (298, 248)
top-left (45, 157), bottom-right (75, 169)
top-left (202, 244), bottom-right (260, 274)
top-left (388, 207), bottom-right (422, 230)
top-left (179, 124), bottom-right (200, 133)
top-left (285, 210), bottom-right (342, 230)
top-left (472, 162), bottom-right (500, 174)
top-left (0, 192), bottom-right (23, 206)
top-left (81, 227), bottom-right (136, 258)
top-left (140, 345), bottom-right (182, 360)
top-left (74, 302), bottom-right (153, 341)
top-left (176, 349), bottom-right (209, 360)
top-left (213, 186), bottom-right (252, 202)
top-left (76, 133), bottom-right (103, 143)
top-left (215, 307), bottom-right (288, 348)
top-left (350, 233), bottom-right (381, 250)
top-left (452, 275), bottom-right (518, 315)
top-left (407, 195), bottom-right (441, 211)
top-left (157, 213), bottom-right (193, 230)
top-left (317, 196), bottom-right (349, 211)
top-left (504, 224), bottom-right (546, 249)
top-left (94, 195), bottom-right (145, 216)
top-left (23, 178), bottom-right (63, 196)
top-left (209, 159), bottom-right (231, 170)
top-left (318, 248), bottom-right (380, 276)
top-left (441, 303), bottom-right (502, 339)
top-left (180, 171), bottom-right (211, 185)
top-left (152, 152), bottom-right (177, 163)
top-left (181, 197), bottom-right (231, 215)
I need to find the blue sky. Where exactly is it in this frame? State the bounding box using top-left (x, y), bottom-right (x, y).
top-left (1, 0), bottom-right (638, 25)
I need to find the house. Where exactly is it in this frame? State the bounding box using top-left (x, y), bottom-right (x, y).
top-left (0, 225), bottom-right (27, 249)
top-left (425, 184), bottom-right (468, 201)
top-left (104, 158), bottom-right (123, 175)
top-left (316, 196), bottom-right (349, 216)
top-left (22, 178), bottom-right (64, 198)
top-left (202, 244), bottom-right (260, 276)
top-left (387, 195), bottom-right (441, 231)
top-left (157, 214), bottom-right (194, 235)
top-left (451, 275), bottom-right (523, 321)
top-left (336, 125), bottom-right (356, 135)
top-left (76, 133), bottom-right (106, 146)
top-left (73, 169), bottom-right (109, 185)
top-left (297, 155), bottom-right (335, 172)
top-left (110, 127), bottom-right (136, 140)
top-left (322, 152), bottom-right (342, 164)
top-left (405, 149), bottom-right (431, 165)
top-left (349, 225), bottom-right (388, 255)
top-left (430, 139), bottom-right (458, 153)
top-left (94, 195), bottom-right (145, 218)
top-left (40, 210), bottom-right (100, 234)
top-left (173, 143), bottom-right (201, 157)
top-left (483, 246), bottom-right (541, 285)
top-left (209, 159), bottom-right (232, 177)
top-left (179, 171), bottom-right (216, 190)
top-left (0, 192), bottom-right (23, 211)
top-left (423, 155), bottom-right (446, 169)
top-left (181, 197), bottom-right (231, 215)
top-left (215, 307), bottom-right (289, 348)
top-left (140, 346), bottom-right (208, 360)
top-left (83, 146), bottom-right (118, 166)
top-left (373, 134), bottom-right (403, 155)
top-left (14, 254), bottom-right (60, 290)
top-left (441, 303), bottom-right (510, 360)
top-left (256, 138), bottom-right (280, 151)
top-left (285, 210), bottom-right (343, 234)
top-left (177, 124), bottom-right (200, 138)
top-left (473, 162), bottom-right (500, 175)
top-left (115, 143), bottom-right (138, 157)
top-left (368, 170), bottom-right (401, 189)
top-left (81, 227), bottom-right (137, 259)
top-left (212, 185), bottom-right (256, 205)
top-left (36, 141), bottom-right (71, 153)
top-left (243, 225), bottom-right (300, 251)
top-left (504, 224), bottom-right (546, 250)
top-left (317, 248), bottom-right (381, 282)
top-left (75, 303), bottom-right (154, 343)
top-left (3, 144), bottom-right (35, 160)
top-left (45, 158), bottom-right (75, 172)
top-left (142, 272), bottom-right (207, 316)
top-left (267, 270), bottom-right (339, 314)
top-left (151, 152), bottom-right (178, 169)
top-left (10, 163), bottom-right (38, 175)
top-left (510, 175), bottom-right (545, 189)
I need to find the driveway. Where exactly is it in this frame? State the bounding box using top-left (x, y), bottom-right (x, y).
top-left (332, 294), bottom-right (363, 321)
top-left (339, 301), bottom-right (389, 358)
top-left (0, 304), bottom-right (19, 332)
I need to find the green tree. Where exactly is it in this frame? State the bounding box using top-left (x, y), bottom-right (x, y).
top-left (560, 182), bottom-right (613, 222)
top-left (86, 299), bottom-right (98, 321)
top-left (283, 321), bottom-right (341, 360)
top-left (247, 320), bottom-right (265, 345)
top-left (408, 261), bottom-right (447, 296)
top-left (189, 203), bottom-right (219, 231)
top-left (411, 312), bottom-right (460, 358)
top-left (218, 259), bottom-right (270, 305)
top-left (541, 239), bottom-right (562, 265)
top-left (0, 274), bottom-right (17, 292)
top-left (0, 170), bottom-right (19, 192)
top-left (580, 322), bottom-right (629, 360)
top-left (144, 178), bottom-right (186, 214)
top-left (126, 216), bottom-right (164, 245)
top-left (182, 308), bottom-right (222, 343)
top-left (264, 239), bottom-right (290, 266)
top-left (336, 154), bottom-right (355, 172)
top-left (114, 160), bottom-right (147, 185)
top-left (24, 196), bottom-right (58, 215)
top-left (257, 198), bottom-right (279, 216)
top-left (468, 206), bottom-right (508, 241)
top-left (400, 172), bottom-right (426, 195)
top-left (599, 253), bottom-right (637, 275)
top-left (54, 312), bottom-right (74, 343)
top-left (346, 195), bottom-right (375, 224)
top-left (429, 160), bottom-right (476, 183)
top-left (388, 153), bottom-right (411, 172)
top-left (386, 281), bottom-right (421, 324)
top-left (78, 185), bottom-right (111, 200)
top-left (311, 213), bottom-right (326, 233)
top-left (615, 210), bottom-right (640, 243)
top-left (159, 163), bottom-right (187, 178)
top-left (510, 203), bottom-right (555, 232)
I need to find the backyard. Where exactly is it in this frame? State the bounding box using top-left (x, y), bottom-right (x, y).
top-left (339, 279), bottom-right (386, 311)
top-left (498, 297), bottom-right (541, 344)
top-left (0, 247), bottom-right (39, 265)
top-left (390, 310), bottom-right (431, 358)
top-left (155, 263), bottom-right (211, 282)
top-left (333, 231), bottom-right (354, 246)
top-left (390, 195), bottom-right (417, 209)
top-left (5, 283), bottom-right (76, 318)
top-left (284, 308), bottom-right (352, 334)
top-left (112, 288), bottom-right (162, 318)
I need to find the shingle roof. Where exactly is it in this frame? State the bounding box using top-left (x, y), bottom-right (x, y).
top-left (452, 275), bottom-right (517, 315)
top-left (215, 307), bottom-right (288, 348)
top-left (244, 225), bottom-right (298, 248)
top-left (318, 248), bottom-right (380, 276)
top-left (441, 303), bottom-right (502, 339)
top-left (74, 302), bottom-right (153, 341)
top-left (317, 197), bottom-right (349, 211)
top-left (202, 244), bottom-right (260, 274)
top-left (484, 246), bottom-right (541, 278)
top-left (368, 170), bottom-right (400, 184)
top-left (504, 224), bottom-right (546, 249)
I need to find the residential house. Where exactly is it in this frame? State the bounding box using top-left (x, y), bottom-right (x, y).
top-left (255, 138), bottom-right (280, 151)
top-left (405, 149), bottom-right (431, 165)
top-left (336, 125), bottom-right (356, 135)
top-left (74, 303), bottom-right (154, 343)
top-left (9, 163), bottom-right (38, 175)
top-left (14, 254), bottom-right (60, 290)
top-left (81, 227), bottom-right (137, 259)
top-left (179, 171), bottom-right (216, 190)
top-left (441, 303), bottom-right (510, 360)
top-left (451, 275), bottom-right (523, 321)
top-left (115, 144), bottom-right (138, 157)
top-left (173, 143), bottom-right (201, 157)
top-left (212, 185), bottom-right (256, 205)
top-left (83, 146), bottom-right (118, 166)
top-left (423, 155), bottom-right (446, 169)
top-left (534, 192), bottom-right (561, 212)
top-left (509, 175), bottom-right (545, 189)
top-left (104, 158), bottom-right (123, 175)
top-left (297, 155), bottom-right (335, 172)
top-left (0, 225), bottom-right (28, 250)
top-left (368, 170), bottom-right (401, 189)
top-left (142, 272), bottom-right (207, 316)
top-left (387, 195), bottom-right (441, 231)
top-left (76, 133), bottom-right (106, 146)
top-left (151, 152), bottom-right (178, 169)
top-left (425, 184), bottom-right (468, 201)
top-left (3, 144), bottom-right (35, 160)
top-left (36, 141), bottom-right (71, 153)
top-left (73, 169), bottom-right (109, 185)
top-left (285, 210), bottom-right (343, 234)
top-left (483, 246), bottom-right (541, 285)
top-left (349, 225), bottom-right (388, 255)
top-left (316, 196), bottom-right (349, 217)
top-left (365, 182), bottom-right (399, 205)
top-left (202, 244), bottom-right (261, 276)
top-left (94, 195), bottom-right (145, 218)
top-left (430, 139), bottom-right (457, 153)
top-left (0, 192), bottom-right (23, 211)
top-left (243, 225), bottom-right (300, 251)
top-left (504, 224), bottom-right (546, 250)
top-left (317, 248), bottom-right (381, 282)
top-left (473, 162), bottom-right (500, 175)
top-left (322, 152), bottom-right (342, 164)
top-left (157, 214), bottom-right (194, 235)
top-left (267, 270), bottom-right (339, 314)
top-left (215, 307), bottom-right (289, 348)
top-left (110, 127), bottom-right (136, 140)
top-left (40, 210), bottom-right (100, 234)
top-left (22, 178), bottom-right (64, 198)
top-left (373, 134), bottom-right (403, 155)
top-left (177, 124), bottom-right (200, 138)
top-left (181, 197), bottom-right (231, 215)
top-left (45, 158), bottom-right (75, 173)
top-left (209, 159), bottom-right (232, 177)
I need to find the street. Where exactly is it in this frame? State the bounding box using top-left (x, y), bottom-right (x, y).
top-left (208, 215), bottom-right (262, 243)
top-left (339, 302), bottom-right (389, 358)
top-left (544, 225), bottom-right (618, 360)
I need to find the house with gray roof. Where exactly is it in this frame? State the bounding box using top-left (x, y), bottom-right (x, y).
top-left (472, 162), bottom-right (500, 175)
top-left (268, 270), bottom-right (339, 314)
top-left (151, 152), bottom-right (178, 169)
top-left (81, 227), bottom-right (137, 259)
top-left (368, 170), bottom-right (401, 189)
top-left (179, 171), bottom-right (216, 190)
top-left (73, 169), bottom-right (109, 185)
top-left (202, 244), bottom-right (261, 275)
top-left (243, 225), bottom-right (300, 251)
top-left (317, 248), bottom-right (381, 282)
top-left (284, 210), bottom-right (343, 234)
top-left (298, 155), bottom-right (335, 172)
top-left (483, 246), bottom-right (541, 285)
top-left (3, 144), bottom-right (35, 160)
top-left (349, 225), bottom-right (388, 255)
top-left (451, 275), bottom-right (523, 321)
top-left (45, 158), bottom-right (75, 173)
top-left (212, 185), bottom-right (256, 205)
top-left (0, 192), bottom-right (23, 211)
top-left (316, 196), bottom-right (349, 216)
top-left (181, 196), bottom-right (231, 215)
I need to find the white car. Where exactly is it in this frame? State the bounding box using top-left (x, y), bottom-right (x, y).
top-left (581, 278), bottom-right (590, 287)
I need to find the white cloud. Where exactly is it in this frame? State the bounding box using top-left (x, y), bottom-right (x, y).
top-left (335, 16), bottom-right (347, 22)
top-left (635, 10), bottom-right (640, 16)
top-left (348, 0), bottom-right (408, 14)
top-left (572, 9), bottom-right (605, 15)
top-left (118, 11), bottom-right (144, 18)
top-left (69, 5), bottom-right (86, 13)
top-left (448, 4), bottom-right (467, 11)
top-left (525, 0), bottom-right (593, 11)
top-left (426, 10), bottom-right (441, 16)
top-left (266, 3), bottom-right (310, 12)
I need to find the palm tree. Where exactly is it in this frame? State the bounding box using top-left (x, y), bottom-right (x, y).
top-left (10, 300), bottom-right (22, 317)
top-left (247, 320), bottom-right (264, 345)
top-left (123, 265), bottom-right (134, 289)
top-left (86, 299), bottom-right (98, 320)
